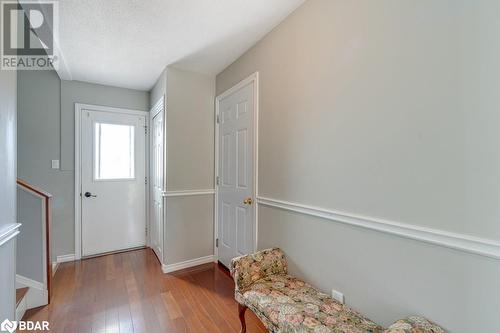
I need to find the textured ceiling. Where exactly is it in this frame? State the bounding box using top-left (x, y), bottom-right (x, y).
top-left (57, 0), bottom-right (305, 90)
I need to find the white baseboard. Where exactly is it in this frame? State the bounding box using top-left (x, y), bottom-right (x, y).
top-left (52, 262), bottom-right (59, 276)
top-left (16, 296), bottom-right (28, 321)
top-left (57, 254), bottom-right (75, 263)
top-left (162, 255), bottom-right (214, 273)
top-left (16, 275), bottom-right (48, 309)
top-left (51, 254), bottom-right (75, 277)
top-left (16, 293), bottom-right (27, 321)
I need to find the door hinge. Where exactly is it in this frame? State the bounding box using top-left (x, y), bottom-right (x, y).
top-left (145, 176), bottom-right (148, 185)
top-left (216, 238), bottom-right (219, 248)
top-left (216, 176), bottom-right (220, 186)
top-left (216, 114), bottom-right (220, 124)
top-left (144, 126), bottom-right (148, 134)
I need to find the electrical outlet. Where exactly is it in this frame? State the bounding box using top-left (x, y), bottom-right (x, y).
top-left (51, 159), bottom-right (60, 169)
top-left (331, 289), bottom-right (344, 304)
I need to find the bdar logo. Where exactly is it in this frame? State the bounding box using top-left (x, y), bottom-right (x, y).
top-left (0, 319), bottom-right (17, 333)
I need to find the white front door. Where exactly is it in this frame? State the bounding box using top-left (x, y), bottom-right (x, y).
top-left (150, 100), bottom-right (165, 262)
top-left (81, 108), bottom-right (147, 257)
top-left (217, 80), bottom-right (255, 268)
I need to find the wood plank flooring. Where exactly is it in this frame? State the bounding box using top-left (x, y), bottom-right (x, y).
top-left (22, 249), bottom-right (267, 333)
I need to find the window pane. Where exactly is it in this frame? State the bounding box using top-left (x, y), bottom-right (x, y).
top-left (94, 123), bottom-right (135, 180)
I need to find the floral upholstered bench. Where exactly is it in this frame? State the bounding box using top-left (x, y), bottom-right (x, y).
top-left (230, 248), bottom-right (445, 333)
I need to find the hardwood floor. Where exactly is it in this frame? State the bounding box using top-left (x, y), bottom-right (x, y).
top-left (22, 249), bottom-right (267, 333)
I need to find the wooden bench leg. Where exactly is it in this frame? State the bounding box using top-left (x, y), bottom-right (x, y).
top-left (238, 303), bottom-right (247, 333)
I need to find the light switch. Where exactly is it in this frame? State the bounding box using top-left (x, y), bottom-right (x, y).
top-left (51, 159), bottom-right (60, 169)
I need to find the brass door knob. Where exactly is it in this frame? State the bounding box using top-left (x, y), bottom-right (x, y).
top-left (243, 197), bottom-right (253, 205)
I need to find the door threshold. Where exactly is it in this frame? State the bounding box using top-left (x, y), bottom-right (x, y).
top-left (82, 246), bottom-right (147, 260)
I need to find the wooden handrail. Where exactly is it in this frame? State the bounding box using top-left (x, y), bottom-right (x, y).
top-left (16, 178), bottom-right (52, 303)
top-left (17, 178), bottom-right (52, 198)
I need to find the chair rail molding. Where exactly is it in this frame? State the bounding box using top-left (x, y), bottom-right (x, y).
top-left (165, 189), bottom-right (215, 197)
top-left (257, 196), bottom-right (500, 260)
top-left (0, 223), bottom-right (21, 247)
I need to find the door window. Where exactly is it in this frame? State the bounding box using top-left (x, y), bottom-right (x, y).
top-left (94, 122), bottom-right (135, 180)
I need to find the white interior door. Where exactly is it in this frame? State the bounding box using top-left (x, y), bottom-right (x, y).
top-left (81, 108), bottom-right (147, 257)
top-left (217, 81), bottom-right (255, 268)
top-left (150, 100), bottom-right (165, 262)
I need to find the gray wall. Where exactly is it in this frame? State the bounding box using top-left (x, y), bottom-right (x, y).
top-left (165, 67), bottom-right (215, 265)
top-left (150, 66), bottom-right (215, 265)
top-left (0, 69), bottom-right (18, 321)
top-left (216, 0), bottom-right (500, 331)
top-left (165, 196), bottom-right (214, 264)
top-left (0, 71), bottom-right (17, 230)
top-left (16, 189), bottom-right (44, 282)
top-left (17, 70), bottom-right (71, 261)
top-left (17, 71), bottom-right (149, 260)
top-left (150, 68), bottom-right (166, 108)
top-left (166, 67), bottom-right (214, 191)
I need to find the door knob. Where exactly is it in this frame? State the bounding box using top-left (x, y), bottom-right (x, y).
top-left (84, 192), bottom-right (97, 198)
top-left (243, 197), bottom-right (253, 205)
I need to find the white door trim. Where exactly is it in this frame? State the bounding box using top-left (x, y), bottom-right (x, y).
top-left (214, 72), bottom-right (259, 262)
top-left (74, 103), bottom-right (149, 260)
top-left (148, 96), bottom-right (166, 263)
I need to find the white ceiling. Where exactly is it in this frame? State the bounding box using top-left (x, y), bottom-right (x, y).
top-left (57, 0), bottom-right (305, 91)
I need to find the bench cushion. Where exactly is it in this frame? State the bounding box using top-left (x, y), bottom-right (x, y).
top-left (385, 316), bottom-right (446, 333)
top-left (232, 247), bottom-right (288, 292)
top-left (237, 274), bottom-right (384, 333)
